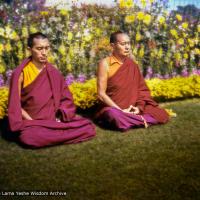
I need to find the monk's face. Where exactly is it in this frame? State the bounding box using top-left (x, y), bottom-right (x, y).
top-left (112, 34), bottom-right (131, 57)
top-left (29, 38), bottom-right (50, 64)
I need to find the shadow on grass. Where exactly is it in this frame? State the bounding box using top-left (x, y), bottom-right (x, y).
top-left (0, 117), bottom-right (19, 142)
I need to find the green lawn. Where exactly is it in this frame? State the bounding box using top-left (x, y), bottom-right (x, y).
top-left (0, 99), bottom-right (200, 200)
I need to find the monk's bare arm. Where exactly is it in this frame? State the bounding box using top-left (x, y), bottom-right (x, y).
top-left (18, 72), bottom-right (33, 120)
top-left (97, 59), bottom-right (122, 110)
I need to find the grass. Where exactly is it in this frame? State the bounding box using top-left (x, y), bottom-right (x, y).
top-left (0, 98), bottom-right (200, 200)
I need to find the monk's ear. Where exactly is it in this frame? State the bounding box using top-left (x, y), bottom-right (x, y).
top-left (110, 43), bottom-right (115, 49)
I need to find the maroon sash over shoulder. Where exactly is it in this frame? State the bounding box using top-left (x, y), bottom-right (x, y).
top-left (8, 58), bottom-right (95, 148)
top-left (97, 58), bottom-right (169, 124)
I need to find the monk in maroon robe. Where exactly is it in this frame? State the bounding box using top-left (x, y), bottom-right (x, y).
top-left (96, 31), bottom-right (169, 131)
top-left (8, 32), bottom-right (95, 148)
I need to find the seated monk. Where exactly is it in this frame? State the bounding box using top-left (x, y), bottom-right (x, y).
top-left (95, 31), bottom-right (169, 131)
top-left (8, 32), bottom-right (96, 148)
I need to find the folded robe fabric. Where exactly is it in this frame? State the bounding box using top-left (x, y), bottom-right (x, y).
top-left (8, 58), bottom-right (96, 148)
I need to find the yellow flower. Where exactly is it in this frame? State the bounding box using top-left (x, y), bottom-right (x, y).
top-left (136, 32), bottom-right (142, 41)
top-left (0, 64), bottom-right (5, 73)
top-left (177, 38), bottom-right (184, 45)
top-left (59, 9), bottom-right (68, 16)
top-left (137, 11), bottom-right (145, 20)
top-left (29, 26), bottom-right (38, 33)
top-left (22, 27), bottom-right (28, 38)
top-left (194, 48), bottom-right (200, 55)
top-left (188, 38), bottom-right (195, 47)
top-left (194, 37), bottom-right (199, 45)
top-left (150, 50), bottom-right (156, 58)
top-left (170, 29), bottom-right (178, 38)
top-left (5, 26), bottom-right (12, 37)
top-left (17, 51), bottom-right (23, 60)
top-left (175, 52), bottom-right (181, 61)
top-left (139, 46), bottom-right (144, 58)
top-left (140, 0), bottom-right (146, 8)
top-left (17, 41), bottom-right (22, 49)
top-left (197, 25), bottom-right (200, 32)
top-left (185, 46), bottom-right (190, 52)
top-left (67, 32), bottom-right (73, 41)
top-left (182, 22), bottom-right (188, 29)
top-left (5, 42), bottom-right (12, 52)
top-left (0, 27), bottom-right (5, 37)
top-left (40, 11), bottom-right (49, 16)
top-left (158, 47), bottom-right (163, 58)
top-left (125, 15), bottom-right (135, 23)
top-left (0, 44), bottom-right (4, 55)
top-left (67, 63), bottom-right (72, 71)
top-left (84, 34), bottom-right (92, 42)
top-left (158, 16), bottom-right (165, 24)
top-left (4, 27), bottom-right (19, 40)
top-left (132, 47), bottom-right (138, 57)
top-left (87, 18), bottom-right (94, 26)
top-left (143, 14), bottom-right (151, 25)
top-left (119, 0), bottom-right (126, 8)
top-left (0, 87), bottom-right (9, 119)
top-left (95, 28), bottom-right (102, 37)
top-left (48, 53), bottom-right (56, 63)
top-left (119, 0), bottom-right (134, 9)
top-left (125, 0), bottom-right (134, 8)
top-left (25, 49), bottom-right (30, 57)
top-left (10, 31), bottom-right (19, 40)
top-left (95, 37), bottom-right (111, 52)
top-left (169, 61), bottom-right (173, 68)
top-left (68, 47), bottom-right (74, 58)
top-left (58, 44), bottom-right (66, 56)
top-left (183, 53), bottom-right (188, 59)
top-left (176, 14), bottom-right (182, 21)
top-left (182, 32), bottom-right (188, 38)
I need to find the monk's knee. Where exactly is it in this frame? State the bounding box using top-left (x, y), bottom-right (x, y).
top-left (19, 130), bottom-right (45, 148)
top-left (102, 107), bottom-right (119, 121)
top-left (102, 108), bottom-right (125, 129)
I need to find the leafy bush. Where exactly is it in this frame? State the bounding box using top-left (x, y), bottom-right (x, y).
top-left (70, 75), bottom-right (200, 109)
top-left (0, 0), bottom-right (199, 78)
top-left (0, 87), bottom-right (9, 119)
top-left (69, 78), bottom-right (97, 109)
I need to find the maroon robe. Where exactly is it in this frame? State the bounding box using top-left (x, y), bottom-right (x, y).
top-left (95, 58), bottom-right (169, 131)
top-left (8, 58), bottom-right (96, 148)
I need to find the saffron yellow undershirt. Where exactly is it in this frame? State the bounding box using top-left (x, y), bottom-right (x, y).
top-left (22, 61), bottom-right (40, 88)
top-left (106, 55), bottom-right (122, 78)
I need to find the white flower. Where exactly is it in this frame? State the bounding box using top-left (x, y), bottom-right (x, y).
top-left (145, 31), bottom-right (151, 38)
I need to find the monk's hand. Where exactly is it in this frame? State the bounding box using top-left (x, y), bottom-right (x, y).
top-left (22, 109), bottom-right (33, 120)
top-left (122, 105), bottom-right (134, 114)
top-left (56, 118), bottom-right (61, 122)
top-left (129, 105), bottom-right (140, 115)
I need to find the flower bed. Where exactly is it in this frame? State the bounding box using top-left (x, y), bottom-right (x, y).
top-left (1, 75), bottom-right (199, 119)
